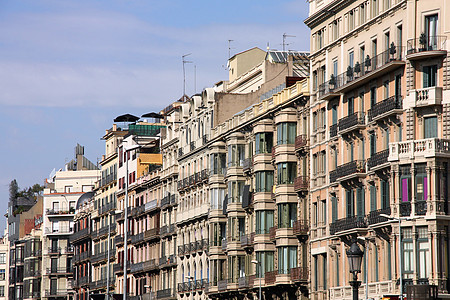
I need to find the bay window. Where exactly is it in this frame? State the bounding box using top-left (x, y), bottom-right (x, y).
top-left (256, 210), bottom-right (274, 234)
top-left (255, 132), bottom-right (273, 154)
top-left (228, 181), bottom-right (245, 203)
top-left (210, 153), bottom-right (226, 175)
top-left (278, 203), bottom-right (297, 228)
top-left (228, 144), bottom-right (245, 167)
top-left (276, 122), bottom-right (297, 145)
top-left (278, 246), bottom-right (297, 274)
top-left (255, 171), bottom-right (274, 192)
top-left (255, 251), bottom-right (274, 278)
top-left (277, 162), bottom-right (297, 184)
top-left (210, 188), bottom-right (226, 209)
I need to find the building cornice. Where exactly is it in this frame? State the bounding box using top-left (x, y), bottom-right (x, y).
top-left (304, 0), bottom-right (353, 28)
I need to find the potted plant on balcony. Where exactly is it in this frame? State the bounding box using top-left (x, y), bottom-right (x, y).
top-left (346, 66), bottom-right (354, 81)
top-left (329, 74), bottom-right (336, 89)
top-left (354, 61), bottom-right (361, 77)
top-left (365, 55), bottom-right (371, 72)
top-left (389, 42), bottom-right (397, 60)
top-left (419, 32), bottom-right (427, 52)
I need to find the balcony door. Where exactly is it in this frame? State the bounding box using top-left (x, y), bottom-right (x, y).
top-left (424, 116), bottom-right (438, 138)
top-left (423, 65), bottom-right (437, 88)
top-left (425, 14), bottom-right (438, 50)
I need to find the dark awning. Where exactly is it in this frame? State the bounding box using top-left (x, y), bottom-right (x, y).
top-left (141, 112), bottom-right (163, 119)
top-left (114, 114), bottom-right (139, 123)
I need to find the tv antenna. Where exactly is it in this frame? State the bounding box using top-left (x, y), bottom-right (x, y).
top-left (228, 39), bottom-right (234, 58)
top-left (182, 53), bottom-right (192, 97)
top-left (282, 33), bottom-right (296, 51)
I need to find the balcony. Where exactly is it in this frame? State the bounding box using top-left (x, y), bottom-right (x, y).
top-left (178, 148), bottom-right (183, 157)
top-left (144, 227), bottom-right (160, 241)
top-left (202, 134), bottom-right (209, 145)
top-left (157, 289), bottom-right (174, 299)
top-left (115, 235), bottom-right (124, 245)
top-left (46, 208), bottom-right (75, 216)
top-left (290, 267), bottom-right (308, 282)
top-left (130, 262), bottom-right (144, 274)
top-left (319, 46), bottom-right (404, 100)
top-left (330, 124), bottom-right (338, 138)
top-left (113, 263), bottom-right (124, 274)
top-left (71, 227), bottom-right (90, 242)
top-left (190, 141), bottom-right (196, 151)
top-left (243, 158), bottom-right (253, 172)
top-left (218, 279), bottom-right (228, 291)
top-left (294, 176), bottom-right (308, 192)
top-left (416, 201), bottom-right (427, 215)
top-left (410, 86), bottom-right (443, 107)
top-left (407, 35), bottom-right (447, 60)
top-left (368, 96), bottom-right (403, 122)
top-left (400, 202), bottom-right (412, 217)
top-left (240, 233), bottom-right (254, 250)
top-left (269, 226), bottom-right (277, 243)
top-left (73, 251), bottom-right (90, 263)
top-left (44, 226), bottom-right (74, 235)
top-left (406, 284), bottom-right (438, 300)
top-left (295, 134), bottom-right (308, 152)
top-left (389, 138), bottom-right (450, 161)
top-left (131, 232), bottom-right (144, 244)
top-left (99, 201), bottom-right (115, 215)
top-left (367, 207), bottom-right (391, 225)
top-left (367, 149), bottom-right (389, 170)
top-left (330, 216), bottom-right (367, 235)
top-left (159, 255), bottom-right (176, 268)
top-left (46, 267), bottom-right (72, 275)
top-left (45, 289), bottom-right (68, 297)
top-left (238, 276), bottom-right (254, 289)
top-left (47, 247), bottom-right (61, 255)
top-left (293, 219), bottom-right (309, 237)
top-left (265, 270), bottom-right (277, 285)
top-left (178, 245), bottom-right (185, 256)
top-left (329, 160), bottom-right (366, 183)
top-left (338, 111), bottom-right (365, 135)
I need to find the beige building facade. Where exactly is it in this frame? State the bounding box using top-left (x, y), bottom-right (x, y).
top-left (305, 0), bottom-right (450, 299)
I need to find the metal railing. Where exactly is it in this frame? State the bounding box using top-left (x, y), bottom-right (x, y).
top-left (400, 202), bottom-right (411, 217)
top-left (319, 46), bottom-right (404, 98)
top-left (330, 216), bottom-right (367, 235)
top-left (416, 201), bottom-right (427, 215)
top-left (367, 207), bottom-right (391, 225)
top-left (294, 176), bottom-right (309, 192)
top-left (367, 149), bottom-right (389, 169)
top-left (330, 123), bottom-right (338, 138)
top-left (338, 111), bottom-right (365, 132)
top-left (368, 96), bottom-right (402, 121)
top-left (330, 160), bottom-right (365, 183)
top-left (407, 35), bottom-right (446, 54)
top-left (293, 219), bottom-right (309, 236)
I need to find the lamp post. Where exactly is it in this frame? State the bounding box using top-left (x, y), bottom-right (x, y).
top-left (251, 260), bottom-right (261, 300)
top-left (107, 210), bottom-right (122, 300)
top-left (346, 241), bottom-right (364, 300)
top-left (144, 285), bottom-right (151, 300)
top-left (380, 214), bottom-right (423, 300)
top-left (122, 143), bottom-right (141, 300)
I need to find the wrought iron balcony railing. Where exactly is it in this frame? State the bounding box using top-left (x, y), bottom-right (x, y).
top-left (367, 207), bottom-right (391, 225)
top-left (330, 216), bottom-right (367, 235)
top-left (367, 149), bottom-right (389, 170)
top-left (338, 111), bottom-right (365, 133)
top-left (368, 96), bottom-right (402, 121)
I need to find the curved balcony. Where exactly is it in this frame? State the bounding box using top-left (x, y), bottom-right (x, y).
top-left (406, 35), bottom-right (447, 60)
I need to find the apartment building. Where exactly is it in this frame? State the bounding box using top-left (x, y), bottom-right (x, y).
top-left (8, 194), bottom-right (43, 300)
top-left (305, 0), bottom-right (450, 299)
top-left (205, 75), bottom-right (310, 300)
top-left (0, 234), bottom-right (8, 300)
top-left (42, 144), bottom-right (99, 300)
top-left (114, 121), bottom-right (164, 298)
top-left (89, 124), bottom-right (127, 298)
top-left (158, 100), bottom-right (184, 300)
top-left (23, 227), bottom-right (43, 300)
top-left (72, 191), bottom-right (94, 300)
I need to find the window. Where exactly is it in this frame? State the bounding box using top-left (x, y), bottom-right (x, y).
top-left (360, 45), bottom-right (365, 64)
top-left (278, 203), bottom-right (297, 228)
top-left (349, 51), bottom-right (354, 68)
top-left (402, 228), bottom-right (413, 275)
top-left (346, 189), bottom-right (354, 217)
top-left (316, 29), bottom-right (324, 50)
top-left (276, 122), bottom-right (296, 145)
top-left (331, 105), bottom-right (338, 125)
top-left (228, 144), bottom-right (245, 167)
top-left (255, 132), bottom-right (273, 154)
top-left (397, 25), bottom-right (403, 49)
top-left (277, 162), bottom-right (296, 184)
top-left (384, 81), bottom-right (389, 98)
top-left (381, 179), bottom-right (390, 209)
top-left (255, 171), bottom-right (274, 193)
top-left (0, 270), bottom-right (5, 280)
top-left (348, 97), bottom-right (354, 115)
top-left (333, 59), bottom-right (338, 78)
top-left (313, 71), bottom-right (318, 91)
top-left (417, 227), bottom-right (430, 279)
top-left (400, 165), bottom-right (411, 203)
top-left (228, 181), bottom-right (244, 203)
top-left (415, 164), bottom-right (428, 202)
top-left (278, 246), bottom-right (297, 274)
top-left (0, 286), bottom-right (4, 297)
top-left (64, 186), bottom-right (73, 193)
top-left (423, 65), bottom-right (437, 88)
top-left (356, 187), bottom-right (365, 217)
top-left (370, 185), bottom-right (377, 211)
top-left (210, 153), bottom-right (226, 175)
top-left (0, 254), bottom-right (5, 264)
top-left (52, 221), bottom-right (59, 233)
top-left (425, 14), bottom-right (438, 50)
top-left (255, 251), bottom-right (274, 277)
top-left (210, 188), bottom-right (225, 209)
top-left (370, 87), bottom-right (376, 107)
top-left (424, 116), bottom-right (438, 138)
top-left (256, 211), bottom-right (274, 234)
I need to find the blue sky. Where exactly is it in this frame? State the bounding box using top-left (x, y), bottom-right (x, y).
top-left (0, 0), bottom-right (310, 232)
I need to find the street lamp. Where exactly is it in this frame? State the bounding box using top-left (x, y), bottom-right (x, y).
top-left (251, 260), bottom-right (262, 300)
top-left (186, 275), bottom-right (194, 300)
top-left (357, 236), bottom-right (375, 300)
top-left (380, 214), bottom-right (423, 300)
top-left (346, 241), bottom-right (364, 300)
top-left (122, 143), bottom-right (141, 300)
top-left (107, 210), bottom-right (122, 300)
top-left (144, 285), bottom-right (151, 300)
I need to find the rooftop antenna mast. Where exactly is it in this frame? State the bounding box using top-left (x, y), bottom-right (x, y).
top-left (228, 39), bottom-right (234, 58)
top-left (194, 65), bottom-right (197, 94)
top-left (182, 53), bottom-right (192, 98)
top-left (282, 33), bottom-right (296, 51)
